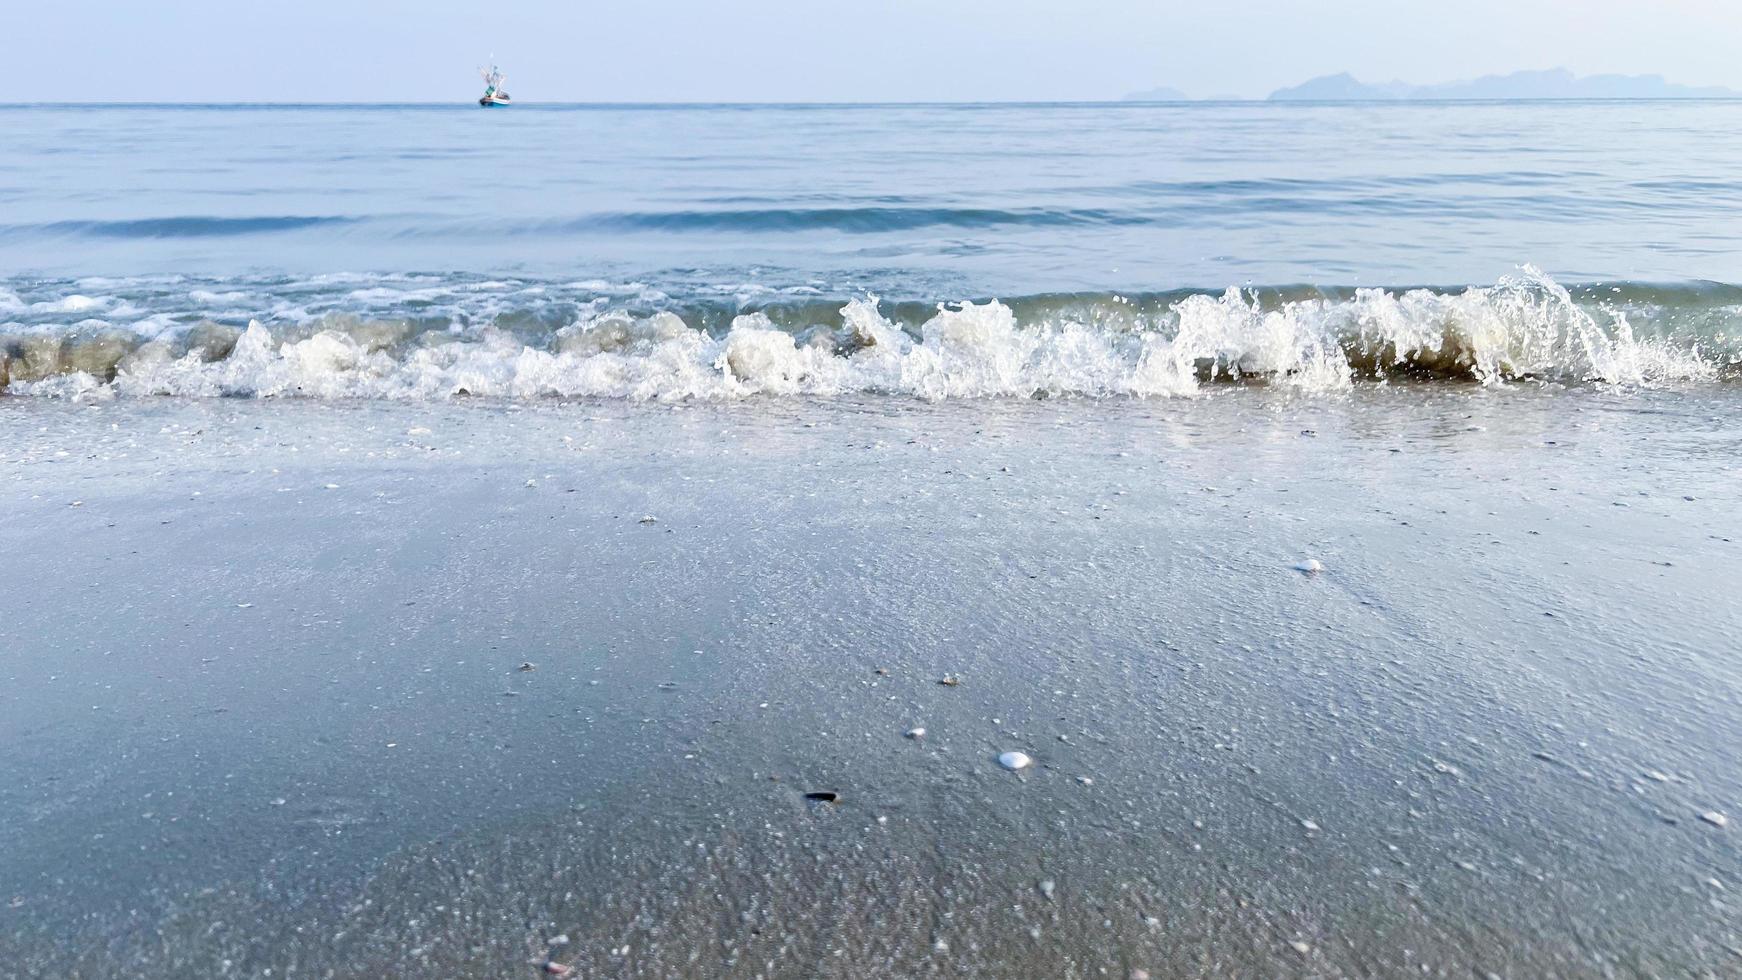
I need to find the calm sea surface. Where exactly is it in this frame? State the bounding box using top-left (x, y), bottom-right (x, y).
top-left (5, 100), bottom-right (1742, 287)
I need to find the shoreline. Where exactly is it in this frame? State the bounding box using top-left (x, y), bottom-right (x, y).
top-left (3, 389), bottom-right (1739, 977)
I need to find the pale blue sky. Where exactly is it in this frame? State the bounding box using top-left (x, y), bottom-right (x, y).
top-left (12, 0), bottom-right (1742, 102)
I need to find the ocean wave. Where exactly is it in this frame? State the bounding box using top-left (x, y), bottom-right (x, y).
top-left (568, 206), bottom-right (1147, 233)
top-left (2, 268), bottom-right (1735, 400)
top-left (0, 216), bottom-right (357, 239)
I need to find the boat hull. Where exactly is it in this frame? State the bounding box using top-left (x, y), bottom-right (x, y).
top-left (479, 96), bottom-right (512, 107)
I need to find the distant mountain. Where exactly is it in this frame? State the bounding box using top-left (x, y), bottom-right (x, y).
top-left (1265, 73), bottom-right (1409, 101)
top-left (1122, 86), bottom-right (1190, 102)
top-left (1267, 68), bottom-right (1738, 102)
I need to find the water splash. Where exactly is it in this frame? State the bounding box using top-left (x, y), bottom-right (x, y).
top-left (2, 268), bottom-right (1731, 400)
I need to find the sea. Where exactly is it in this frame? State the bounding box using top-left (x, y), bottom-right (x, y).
top-left (6, 101), bottom-right (1742, 978)
top-left (2, 99), bottom-right (1740, 399)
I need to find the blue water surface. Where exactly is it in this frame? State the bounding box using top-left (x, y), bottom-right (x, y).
top-left (3, 101), bottom-right (1741, 295)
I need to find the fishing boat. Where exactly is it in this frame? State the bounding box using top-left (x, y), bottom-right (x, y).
top-left (478, 63), bottom-right (512, 107)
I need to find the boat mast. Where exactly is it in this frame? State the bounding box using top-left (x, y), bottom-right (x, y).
top-left (479, 60), bottom-right (505, 99)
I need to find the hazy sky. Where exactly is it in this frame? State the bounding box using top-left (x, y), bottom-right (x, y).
top-left (12, 0), bottom-right (1742, 102)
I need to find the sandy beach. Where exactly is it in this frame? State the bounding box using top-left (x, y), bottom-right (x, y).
top-left (3, 387), bottom-right (1738, 977)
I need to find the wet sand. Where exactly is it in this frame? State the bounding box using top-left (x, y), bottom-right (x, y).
top-left (2, 387), bottom-right (1739, 978)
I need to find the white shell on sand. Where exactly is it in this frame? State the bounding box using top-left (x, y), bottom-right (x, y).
top-left (998, 751), bottom-right (1032, 771)
top-left (1294, 558), bottom-right (1324, 574)
top-left (905, 727), bottom-right (925, 739)
top-left (1700, 810), bottom-right (1728, 828)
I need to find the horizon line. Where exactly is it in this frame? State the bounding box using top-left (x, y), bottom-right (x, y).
top-left (7, 95), bottom-right (1742, 108)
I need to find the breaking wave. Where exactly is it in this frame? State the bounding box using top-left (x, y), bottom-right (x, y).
top-left (2, 268), bottom-right (1735, 401)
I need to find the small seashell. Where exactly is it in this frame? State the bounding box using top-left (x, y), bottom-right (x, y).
top-left (1701, 810), bottom-right (1728, 828)
top-left (638, 515), bottom-right (658, 524)
top-left (518, 662), bottom-right (536, 672)
top-left (905, 727), bottom-right (925, 739)
top-left (998, 751), bottom-right (1032, 771)
top-left (1293, 558), bottom-right (1324, 574)
top-left (804, 791), bottom-right (840, 804)
top-left (938, 676), bottom-right (960, 687)
top-left (540, 961), bottom-right (574, 977)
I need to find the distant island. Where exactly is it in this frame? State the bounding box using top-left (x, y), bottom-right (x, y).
top-left (1122, 86), bottom-right (1190, 102)
top-left (1124, 68), bottom-right (1740, 103)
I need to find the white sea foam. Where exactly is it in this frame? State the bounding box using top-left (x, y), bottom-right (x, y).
top-left (3, 269), bottom-right (1728, 400)
top-left (189, 290), bottom-right (251, 305)
top-left (33, 294), bottom-right (109, 314)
